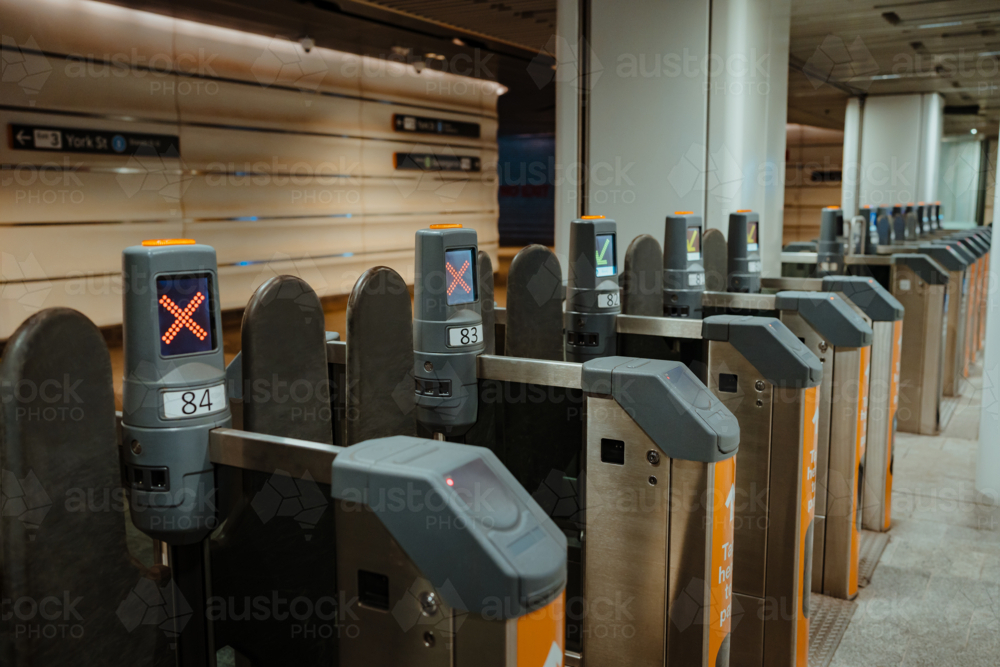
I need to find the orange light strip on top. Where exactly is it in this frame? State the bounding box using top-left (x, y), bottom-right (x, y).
top-left (581, 215), bottom-right (605, 219)
top-left (430, 224), bottom-right (463, 229)
top-left (143, 239), bottom-right (196, 246)
top-left (674, 211), bottom-right (694, 215)
top-left (736, 209), bottom-right (752, 213)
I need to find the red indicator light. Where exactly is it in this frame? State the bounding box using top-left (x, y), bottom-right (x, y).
top-left (446, 259), bottom-right (472, 297)
top-left (446, 478), bottom-right (455, 487)
top-left (159, 292), bottom-right (207, 344)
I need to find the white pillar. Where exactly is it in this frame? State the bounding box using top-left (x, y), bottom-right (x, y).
top-left (858, 93), bottom-right (943, 208)
top-left (553, 0), bottom-right (582, 275)
top-left (919, 93), bottom-right (944, 203)
top-left (706, 0), bottom-right (791, 277)
top-left (841, 97), bottom-right (863, 216)
top-left (554, 0), bottom-right (791, 276)
top-left (977, 129), bottom-right (1000, 497)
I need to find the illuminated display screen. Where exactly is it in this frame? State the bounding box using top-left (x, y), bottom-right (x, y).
top-left (445, 248), bottom-right (477, 306)
top-left (595, 233), bottom-right (616, 277)
top-left (156, 274), bottom-right (216, 357)
top-left (686, 227), bottom-right (702, 261)
top-left (746, 222), bottom-right (759, 251)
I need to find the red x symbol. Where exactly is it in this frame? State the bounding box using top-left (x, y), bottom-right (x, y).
top-left (446, 260), bottom-right (471, 297)
top-left (159, 292), bottom-right (208, 344)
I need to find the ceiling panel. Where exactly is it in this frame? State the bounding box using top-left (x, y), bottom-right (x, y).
top-left (354, 0), bottom-right (558, 53)
top-left (790, 0), bottom-right (1000, 135)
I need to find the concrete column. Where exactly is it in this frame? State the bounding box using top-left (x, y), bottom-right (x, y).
top-left (920, 93), bottom-right (944, 203)
top-left (977, 127), bottom-right (1000, 497)
top-left (841, 97), bottom-right (863, 216)
top-left (857, 93), bottom-right (943, 208)
top-left (553, 0), bottom-right (583, 266)
top-left (554, 0), bottom-right (791, 276)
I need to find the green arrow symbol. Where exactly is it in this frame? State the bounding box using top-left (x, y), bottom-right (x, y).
top-left (596, 238), bottom-right (610, 265)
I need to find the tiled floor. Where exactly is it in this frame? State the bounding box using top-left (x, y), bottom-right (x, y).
top-left (830, 365), bottom-right (1000, 667)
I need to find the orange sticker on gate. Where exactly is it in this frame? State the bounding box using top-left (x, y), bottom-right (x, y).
top-left (517, 591), bottom-right (564, 667)
top-left (797, 385), bottom-right (819, 666)
top-left (849, 345), bottom-right (871, 598)
top-left (710, 455), bottom-right (737, 665)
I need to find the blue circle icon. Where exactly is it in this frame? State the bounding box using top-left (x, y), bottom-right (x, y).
top-left (112, 135), bottom-right (127, 152)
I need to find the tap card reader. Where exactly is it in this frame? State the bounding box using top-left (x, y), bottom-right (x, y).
top-left (565, 216), bottom-right (620, 362)
top-left (663, 212), bottom-right (707, 317)
top-left (728, 210), bottom-right (761, 293)
top-left (121, 239), bottom-right (230, 544)
top-left (333, 436), bottom-right (567, 666)
top-left (413, 225), bottom-right (485, 436)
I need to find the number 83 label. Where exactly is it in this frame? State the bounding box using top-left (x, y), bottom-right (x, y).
top-left (447, 324), bottom-right (483, 347)
top-left (162, 383), bottom-right (227, 419)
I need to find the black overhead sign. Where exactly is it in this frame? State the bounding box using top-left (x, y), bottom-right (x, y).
top-left (9, 124), bottom-right (180, 156)
top-left (395, 153), bottom-right (481, 172)
top-left (393, 114), bottom-right (480, 138)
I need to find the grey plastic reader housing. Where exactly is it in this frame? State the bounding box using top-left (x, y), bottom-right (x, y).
top-left (663, 213), bottom-right (706, 318)
top-left (774, 291), bottom-right (873, 348)
top-left (892, 253), bottom-right (949, 285)
top-left (121, 242), bottom-right (231, 544)
top-left (702, 315), bottom-right (823, 388)
top-left (412, 226), bottom-right (485, 435)
top-left (727, 211), bottom-right (762, 293)
top-left (580, 356), bottom-right (740, 460)
top-left (820, 276), bottom-right (904, 322)
top-left (565, 217), bottom-right (620, 362)
top-left (331, 436), bottom-right (567, 618)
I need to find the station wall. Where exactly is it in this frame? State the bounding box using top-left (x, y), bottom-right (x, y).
top-left (0, 0), bottom-right (501, 339)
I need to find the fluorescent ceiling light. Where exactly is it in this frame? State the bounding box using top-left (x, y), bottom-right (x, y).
top-left (918, 21), bottom-right (962, 29)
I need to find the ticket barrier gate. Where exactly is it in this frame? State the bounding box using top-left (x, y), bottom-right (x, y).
top-left (887, 255), bottom-right (949, 435)
top-left (915, 244), bottom-right (972, 397)
top-left (698, 210), bottom-right (878, 604)
top-left (547, 214), bottom-right (826, 667)
top-left (1, 255), bottom-right (569, 667)
top-left (951, 229), bottom-right (991, 365)
top-left (700, 290), bottom-right (874, 601)
top-left (810, 251), bottom-right (946, 437)
top-left (763, 277), bottom-right (904, 534)
top-left (407, 226), bottom-right (742, 667)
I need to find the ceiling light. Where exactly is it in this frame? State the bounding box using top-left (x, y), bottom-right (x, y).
top-left (979, 50), bottom-right (1000, 57)
top-left (871, 74), bottom-right (903, 80)
top-left (918, 21), bottom-right (962, 29)
top-left (971, 128), bottom-right (979, 135)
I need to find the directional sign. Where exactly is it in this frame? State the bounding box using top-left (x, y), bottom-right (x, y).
top-left (10, 124), bottom-right (180, 156)
top-left (394, 152), bottom-right (481, 172)
top-left (393, 114), bottom-right (480, 138)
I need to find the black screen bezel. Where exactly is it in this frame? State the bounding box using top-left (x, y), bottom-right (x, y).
top-left (155, 272), bottom-right (219, 359)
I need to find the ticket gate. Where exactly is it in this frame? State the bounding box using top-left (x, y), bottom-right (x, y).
top-left (701, 289), bottom-right (874, 600)
top-left (700, 212), bottom-right (878, 603)
top-left (409, 224), bottom-right (742, 667)
top-left (764, 277), bottom-right (904, 534)
top-left (2, 242), bottom-right (570, 667)
top-left (558, 212), bottom-right (826, 667)
top-left (916, 244), bottom-right (972, 397)
top-left (890, 255), bottom-right (949, 435)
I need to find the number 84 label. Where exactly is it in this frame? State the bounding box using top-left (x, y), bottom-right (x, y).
top-left (162, 383), bottom-right (227, 419)
top-left (447, 324), bottom-right (483, 347)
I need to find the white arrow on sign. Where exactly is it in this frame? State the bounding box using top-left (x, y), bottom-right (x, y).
top-left (15, 130), bottom-right (30, 146)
